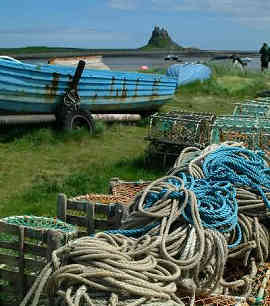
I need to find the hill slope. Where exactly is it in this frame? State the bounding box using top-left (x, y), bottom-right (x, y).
top-left (140, 26), bottom-right (183, 50)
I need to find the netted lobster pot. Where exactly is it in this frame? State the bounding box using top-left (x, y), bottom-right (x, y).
top-left (0, 215), bottom-right (77, 305)
top-left (109, 177), bottom-right (152, 205)
top-left (176, 263), bottom-right (270, 305)
top-left (233, 102), bottom-right (270, 117)
top-left (210, 115), bottom-right (270, 152)
top-left (147, 111), bottom-right (216, 148)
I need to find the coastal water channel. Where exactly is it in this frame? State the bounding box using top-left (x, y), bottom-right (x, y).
top-left (24, 55), bottom-right (261, 72)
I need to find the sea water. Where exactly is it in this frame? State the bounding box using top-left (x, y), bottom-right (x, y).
top-left (24, 55), bottom-right (261, 72)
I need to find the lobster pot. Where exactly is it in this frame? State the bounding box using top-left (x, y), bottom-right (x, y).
top-left (233, 102), bottom-right (270, 117)
top-left (210, 115), bottom-right (270, 153)
top-left (178, 262), bottom-right (270, 305)
top-left (57, 193), bottom-right (125, 237)
top-left (145, 141), bottom-right (184, 168)
top-left (147, 111), bottom-right (216, 148)
top-left (0, 216), bottom-right (77, 305)
top-left (109, 177), bottom-right (152, 205)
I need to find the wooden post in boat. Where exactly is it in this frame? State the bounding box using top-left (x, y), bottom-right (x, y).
top-left (63, 60), bottom-right (86, 111)
top-left (70, 60), bottom-right (86, 91)
top-left (56, 60), bottom-right (96, 132)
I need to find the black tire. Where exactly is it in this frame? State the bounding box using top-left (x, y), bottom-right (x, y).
top-left (62, 109), bottom-right (95, 134)
top-left (139, 111), bottom-right (156, 119)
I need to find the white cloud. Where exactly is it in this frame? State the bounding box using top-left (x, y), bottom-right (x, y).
top-left (152, 0), bottom-right (270, 30)
top-left (107, 0), bottom-right (270, 28)
top-left (151, 0), bottom-right (270, 23)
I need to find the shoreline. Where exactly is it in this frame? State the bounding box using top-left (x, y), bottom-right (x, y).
top-left (0, 49), bottom-right (259, 60)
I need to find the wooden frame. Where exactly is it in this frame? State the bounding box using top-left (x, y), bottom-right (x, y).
top-left (57, 193), bottom-right (125, 237)
top-left (0, 219), bottom-right (76, 305)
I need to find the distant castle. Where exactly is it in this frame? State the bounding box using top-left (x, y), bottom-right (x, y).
top-left (140, 26), bottom-right (183, 50)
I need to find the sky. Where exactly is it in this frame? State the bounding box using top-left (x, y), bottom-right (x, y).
top-left (1, 0), bottom-right (270, 51)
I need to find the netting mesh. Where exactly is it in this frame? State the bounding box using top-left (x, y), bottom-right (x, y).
top-left (147, 111), bottom-right (215, 148)
top-left (233, 103), bottom-right (270, 117)
top-left (110, 179), bottom-right (151, 205)
top-left (70, 194), bottom-right (121, 205)
top-left (1, 215), bottom-right (76, 234)
top-left (69, 180), bottom-right (151, 208)
top-left (180, 295), bottom-right (244, 305)
top-left (210, 115), bottom-right (270, 151)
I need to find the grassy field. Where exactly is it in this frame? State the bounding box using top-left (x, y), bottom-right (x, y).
top-left (0, 63), bottom-right (269, 219)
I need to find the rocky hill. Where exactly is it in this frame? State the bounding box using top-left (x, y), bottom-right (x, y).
top-left (140, 26), bottom-right (183, 50)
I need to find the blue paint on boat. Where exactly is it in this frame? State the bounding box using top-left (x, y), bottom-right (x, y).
top-left (0, 59), bottom-right (177, 114)
top-left (166, 63), bottom-right (212, 87)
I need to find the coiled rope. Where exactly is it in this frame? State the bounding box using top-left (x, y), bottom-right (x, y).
top-left (21, 233), bottom-right (183, 306)
top-left (21, 142), bottom-right (270, 305)
top-left (107, 142), bottom-right (270, 295)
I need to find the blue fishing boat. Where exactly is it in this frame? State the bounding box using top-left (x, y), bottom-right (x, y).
top-left (166, 63), bottom-right (212, 86)
top-left (0, 57), bottom-right (177, 115)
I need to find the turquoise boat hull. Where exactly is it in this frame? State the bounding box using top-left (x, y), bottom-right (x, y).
top-left (166, 63), bottom-right (212, 86)
top-left (0, 59), bottom-right (177, 114)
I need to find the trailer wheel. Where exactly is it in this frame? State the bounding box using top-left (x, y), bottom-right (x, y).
top-left (63, 109), bottom-right (95, 134)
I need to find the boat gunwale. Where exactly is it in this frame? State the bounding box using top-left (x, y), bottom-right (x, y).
top-left (0, 60), bottom-right (177, 84)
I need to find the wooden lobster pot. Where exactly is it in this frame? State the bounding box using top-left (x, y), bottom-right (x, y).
top-left (57, 193), bottom-right (126, 237)
top-left (0, 216), bottom-right (78, 305)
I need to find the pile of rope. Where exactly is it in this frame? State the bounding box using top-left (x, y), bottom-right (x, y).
top-left (111, 142), bottom-right (270, 296)
top-left (21, 233), bottom-right (183, 306)
top-left (21, 142), bottom-right (270, 305)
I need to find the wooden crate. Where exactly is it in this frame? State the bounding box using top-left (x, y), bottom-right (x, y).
top-left (0, 216), bottom-right (78, 305)
top-left (57, 193), bottom-right (126, 237)
top-left (109, 177), bottom-right (151, 205)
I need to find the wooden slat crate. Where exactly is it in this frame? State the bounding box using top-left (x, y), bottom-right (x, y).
top-left (109, 177), bottom-right (151, 205)
top-left (0, 216), bottom-right (78, 305)
top-left (57, 193), bottom-right (126, 237)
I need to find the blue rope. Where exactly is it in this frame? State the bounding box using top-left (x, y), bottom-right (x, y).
top-left (105, 221), bottom-right (160, 237)
top-left (203, 146), bottom-right (270, 209)
top-left (104, 146), bottom-right (270, 249)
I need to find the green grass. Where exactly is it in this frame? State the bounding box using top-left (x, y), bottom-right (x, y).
top-left (0, 124), bottom-right (162, 218)
top-left (0, 63), bottom-right (270, 219)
